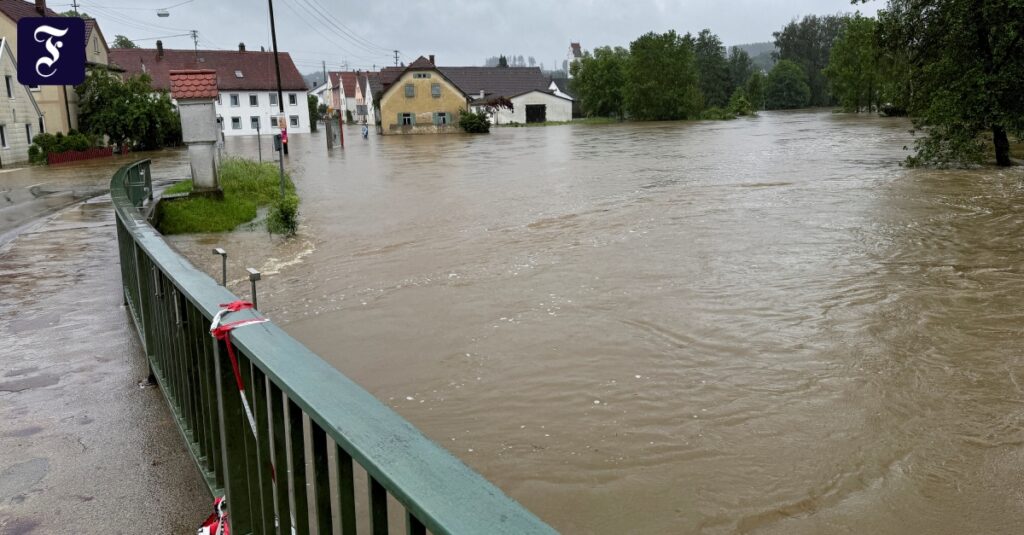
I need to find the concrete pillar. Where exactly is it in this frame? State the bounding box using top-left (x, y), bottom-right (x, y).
top-left (178, 100), bottom-right (220, 191)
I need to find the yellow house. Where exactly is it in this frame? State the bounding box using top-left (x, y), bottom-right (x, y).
top-left (0, 1), bottom-right (111, 134)
top-left (378, 56), bottom-right (468, 134)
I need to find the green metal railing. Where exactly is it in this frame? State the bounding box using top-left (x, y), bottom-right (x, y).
top-left (112, 160), bottom-right (555, 535)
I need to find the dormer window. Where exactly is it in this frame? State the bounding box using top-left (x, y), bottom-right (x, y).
top-left (234, 70), bottom-right (243, 78)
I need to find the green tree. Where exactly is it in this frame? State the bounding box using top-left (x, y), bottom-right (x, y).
top-left (824, 14), bottom-right (879, 112)
top-left (59, 10), bottom-right (91, 17)
top-left (624, 30), bottom-right (702, 120)
top-left (766, 59), bottom-right (811, 109)
top-left (727, 47), bottom-right (754, 98)
top-left (76, 67), bottom-right (181, 150)
top-left (728, 88), bottom-right (754, 116)
top-left (307, 94), bottom-right (319, 132)
top-left (746, 70), bottom-right (767, 110)
top-left (112, 35), bottom-right (138, 49)
top-left (497, 55), bottom-right (509, 68)
top-left (570, 46), bottom-right (629, 118)
top-left (694, 29), bottom-right (731, 108)
top-left (869, 0), bottom-right (1023, 166)
top-left (773, 14), bottom-right (849, 106)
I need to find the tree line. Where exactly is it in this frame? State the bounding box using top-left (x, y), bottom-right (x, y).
top-left (571, 0), bottom-right (1023, 166)
top-left (570, 29), bottom-right (756, 121)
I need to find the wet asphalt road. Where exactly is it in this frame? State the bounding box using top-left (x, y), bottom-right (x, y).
top-left (0, 154), bottom-right (208, 533)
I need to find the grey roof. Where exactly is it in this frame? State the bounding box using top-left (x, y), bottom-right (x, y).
top-left (437, 67), bottom-right (552, 99)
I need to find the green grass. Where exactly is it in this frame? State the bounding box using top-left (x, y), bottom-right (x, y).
top-left (158, 157), bottom-right (297, 234)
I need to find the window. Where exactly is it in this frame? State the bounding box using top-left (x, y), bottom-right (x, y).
top-left (432, 112), bottom-right (449, 126)
top-left (230, 94), bottom-right (239, 106)
top-left (231, 116), bottom-right (241, 129)
top-left (4, 76), bottom-right (11, 98)
top-left (0, 125), bottom-right (7, 147)
top-left (413, 72), bottom-right (431, 79)
top-left (249, 94), bottom-right (258, 106)
top-left (400, 113), bottom-right (414, 126)
top-left (289, 115), bottom-right (299, 127)
top-left (250, 116), bottom-right (260, 129)
top-left (234, 70), bottom-right (243, 78)
top-left (404, 84), bottom-right (415, 98)
top-left (288, 93), bottom-right (297, 105)
top-left (431, 83), bottom-right (441, 98)
top-left (269, 93), bottom-right (278, 106)
top-left (24, 123), bottom-right (31, 144)
top-left (93, 37), bottom-right (99, 54)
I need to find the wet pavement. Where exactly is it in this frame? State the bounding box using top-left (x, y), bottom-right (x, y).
top-left (0, 153), bottom-right (208, 533)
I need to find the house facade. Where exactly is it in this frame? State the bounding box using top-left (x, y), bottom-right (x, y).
top-left (566, 42), bottom-right (582, 77)
top-left (0, 37), bottom-right (44, 166)
top-left (379, 57), bottom-right (466, 134)
top-left (441, 66), bottom-right (573, 125)
top-left (110, 43), bottom-right (310, 137)
top-left (0, 0), bottom-right (110, 134)
top-left (326, 71), bottom-right (358, 120)
top-left (379, 56), bottom-right (574, 134)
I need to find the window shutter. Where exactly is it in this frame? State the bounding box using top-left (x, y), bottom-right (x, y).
top-left (410, 114), bottom-right (416, 125)
top-left (397, 113), bottom-right (403, 125)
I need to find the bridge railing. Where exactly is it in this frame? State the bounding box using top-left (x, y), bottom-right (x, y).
top-left (112, 159), bottom-right (555, 535)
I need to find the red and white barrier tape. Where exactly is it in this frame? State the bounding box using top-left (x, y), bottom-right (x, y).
top-left (207, 301), bottom-right (295, 534)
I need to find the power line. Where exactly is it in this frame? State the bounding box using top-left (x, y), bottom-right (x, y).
top-left (302, 0), bottom-right (392, 54)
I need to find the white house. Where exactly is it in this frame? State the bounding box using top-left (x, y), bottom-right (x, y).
top-left (326, 71), bottom-right (359, 120)
top-left (438, 66), bottom-right (573, 125)
top-left (310, 80), bottom-right (329, 107)
top-left (566, 42), bottom-right (582, 78)
top-left (110, 42), bottom-right (311, 137)
top-left (0, 37), bottom-right (44, 166)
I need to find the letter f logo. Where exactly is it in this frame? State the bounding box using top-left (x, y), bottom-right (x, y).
top-left (18, 17), bottom-right (85, 86)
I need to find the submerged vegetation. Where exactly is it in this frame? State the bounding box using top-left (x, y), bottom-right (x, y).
top-left (570, 0), bottom-right (1022, 166)
top-left (158, 158), bottom-right (298, 235)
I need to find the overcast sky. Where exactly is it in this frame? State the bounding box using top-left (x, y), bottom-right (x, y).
top-left (75, 0), bottom-right (878, 75)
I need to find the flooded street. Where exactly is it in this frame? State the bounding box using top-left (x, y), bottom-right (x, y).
top-left (181, 111), bottom-right (1023, 533)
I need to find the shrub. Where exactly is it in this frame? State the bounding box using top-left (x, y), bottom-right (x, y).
top-left (728, 89), bottom-right (754, 116)
top-left (699, 107), bottom-right (735, 120)
top-left (267, 194), bottom-right (299, 236)
top-left (459, 110), bottom-right (491, 133)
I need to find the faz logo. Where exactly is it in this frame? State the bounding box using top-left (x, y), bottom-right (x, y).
top-left (17, 17), bottom-right (85, 86)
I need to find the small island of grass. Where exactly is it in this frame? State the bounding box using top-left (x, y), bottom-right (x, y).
top-left (158, 157), bottom-right (299, 236)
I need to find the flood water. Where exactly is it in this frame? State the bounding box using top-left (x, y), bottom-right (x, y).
top-left (180, 111), bottom-right (1024, 533)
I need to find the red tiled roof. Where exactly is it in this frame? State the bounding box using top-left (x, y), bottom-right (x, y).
top-left (0, 0), bottom-right (59, 21)
top-left (169, 69), bottom-right (218, 99)
top-left (407, 55), bottom-right (435, 69)
top-left (328, 71), bottom-right (358, 98)
top-left (109, 48), bottom-right (307, 91)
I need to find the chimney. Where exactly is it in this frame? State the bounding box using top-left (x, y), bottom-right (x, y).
top-left (35, 0), bottom-right (46, 16)
top-left (479, 89), bottom-right (485, 99)
top-left (238, 43), bottom-right (245, 52)
top-left (156, 40), bottom-right (164, 58)
top-left (429, 55), bottom-right (435, 65)
top-left (260, 46), bottom-right (265, 52)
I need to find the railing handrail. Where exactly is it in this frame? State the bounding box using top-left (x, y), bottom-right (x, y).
top-left (111, 160), bottom-right (555, 534)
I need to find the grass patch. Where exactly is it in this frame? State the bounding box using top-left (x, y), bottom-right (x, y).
top-left (158, 157), bottom-right (297, 235)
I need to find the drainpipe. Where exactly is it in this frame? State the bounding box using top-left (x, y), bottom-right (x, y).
top-left (62, 85), bottom-right (72, 131)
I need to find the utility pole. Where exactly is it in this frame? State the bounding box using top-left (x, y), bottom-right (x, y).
top-left (190, 30), bottom-right (198, 60)
top-left (393, 50), bottom-right (399, 67)
top-left (267, 0), bottom-right (288, 155)
top-left (71, 0), bottom-right (79, 15)
top-left (321, 60), bottom-right (326, 86)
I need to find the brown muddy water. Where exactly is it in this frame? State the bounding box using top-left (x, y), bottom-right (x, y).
top-left (173, 111), bottom-right (1024, 534)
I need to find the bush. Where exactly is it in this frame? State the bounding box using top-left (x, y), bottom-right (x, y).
top-left (728, 89), bottom-right (754, 116)
top-left (459, 110), bottom-right (491, 133)
top-left (27, 130), bottom-right (99, 164)
top-left (267, 194), bottom-right (299, 236)
top-left (699, 107), bottom-right (735, 120)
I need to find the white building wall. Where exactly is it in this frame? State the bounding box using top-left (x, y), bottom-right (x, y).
top-left (0, 40), bottom-right (42, 166)
top-left (489, 91), bottom-right (573, 124)
top-left (213, 90), bottom-right (310, 137)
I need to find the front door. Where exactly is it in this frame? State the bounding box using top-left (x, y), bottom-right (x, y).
top-left (525, 104), bottom-right (546, 123)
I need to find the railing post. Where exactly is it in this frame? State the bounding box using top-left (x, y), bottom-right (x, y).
top-left (213, 339), bottom-right (254, 534)
top-left (213, 248), bottom-right (227, 286)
